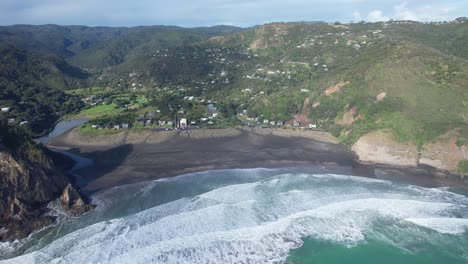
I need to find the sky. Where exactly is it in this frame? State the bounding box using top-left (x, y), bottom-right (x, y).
top-left (0, 0), bottom-right (466, 27)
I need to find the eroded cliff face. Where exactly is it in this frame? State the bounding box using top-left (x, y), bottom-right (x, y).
top-left (419, 132), bottom-right (467, 171)
top-left (351, 131), bottom-right (419, 167)
top-left (0, 143), bottom-right (93, 241)
top-left (352, 130), bottom-right (468, 174)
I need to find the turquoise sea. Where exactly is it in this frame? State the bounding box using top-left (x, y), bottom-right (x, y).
top-left (1, 168), bottom-right (467, 263)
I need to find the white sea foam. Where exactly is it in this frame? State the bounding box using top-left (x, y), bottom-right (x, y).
top-left (405, 217), bottom-right (468, 234)
top-left (2, 170), bottom-right (467, 264)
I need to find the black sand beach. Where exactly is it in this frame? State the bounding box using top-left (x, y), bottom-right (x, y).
top-left (48, 127), bottom-right (467, 194)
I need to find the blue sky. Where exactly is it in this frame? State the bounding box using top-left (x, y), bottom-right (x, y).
top-left (0, 0), bottom-right (466, 27)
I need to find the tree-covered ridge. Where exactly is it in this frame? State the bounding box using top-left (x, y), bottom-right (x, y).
top-left (0, 25), bottom-right (244, 69)
top-left (0, 43), bottom-right (90, 89)
top-left (0, 44), bottom-right (85, 135)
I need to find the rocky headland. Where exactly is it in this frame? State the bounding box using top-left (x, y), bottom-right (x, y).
top-left (0, 135), bottom-right (94, 242)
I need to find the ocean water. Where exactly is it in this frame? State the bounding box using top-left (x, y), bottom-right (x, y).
top-left (1, 168), bottom-right (467, 263)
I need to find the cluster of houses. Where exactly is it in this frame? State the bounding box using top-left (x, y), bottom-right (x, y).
top-left (90, 102), bottom-right (221, 131)
top-left (92, 123), bottom-right (131, 130)
top-left (81, 96), bottom-right (104, 106)
top-left (91, 117), bottom-right (203, 131)
top-left (251, 118), bottom-right (318, 129)
top-left (1, 106), bottom-right (29, 126)
top-left (239, 110), bottom-right (318, 129)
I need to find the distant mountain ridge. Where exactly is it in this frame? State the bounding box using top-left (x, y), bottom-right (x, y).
top-left (0, 24), bottom-right (245, 69)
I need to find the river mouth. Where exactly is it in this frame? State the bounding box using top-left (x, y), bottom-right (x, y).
top-left (1, 168), bottom-right (467, 263)
top-left (38, 119), bottom-right (88, 145)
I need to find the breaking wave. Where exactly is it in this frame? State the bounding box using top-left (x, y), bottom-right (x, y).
top-left (1, 169), bottom-right (467, 263)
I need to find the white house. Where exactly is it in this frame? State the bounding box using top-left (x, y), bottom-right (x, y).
top-left (1, 107), bottom-right (10, 112)
top-left (179, 118), bottom-right (187, 128)
top-left (309, 124), bottom-right (317, 129)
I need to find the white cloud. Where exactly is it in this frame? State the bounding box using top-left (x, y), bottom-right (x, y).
top-left (352, 11), bottom-right (362, 22)
top-left (358, 1), bottom-right (461, 23)
top-left (367, 10), bottom-right (389, 22)
top-left (0, 0), bottom-right (466, 26)
top-left (393, 2), bottom-right (418, 20)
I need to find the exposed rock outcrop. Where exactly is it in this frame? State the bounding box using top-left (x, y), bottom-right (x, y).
top-left (0, 142), bottom-right (93, 242)
top-left (324, 81), bottom-right (350, 96)
top-left (352, 130), bottom-right (468, 174)
top-left (61, 184), bottom-right (95, 216)
top-left (337, 106), bottom-right (358, 126)
top-left (419, 133), bottom-right (467, 172)
top-left (352, 131), bottom-right (419, 167)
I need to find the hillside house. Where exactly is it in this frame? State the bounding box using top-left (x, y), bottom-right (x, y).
top-left (1, 107), bottom-right (10, 112)
top-left (207, 104), bottom-right (218, 114)
top-left (293, 120), bottom-right (300, 127)
top-left (179, 118), bottom-right (187, 128)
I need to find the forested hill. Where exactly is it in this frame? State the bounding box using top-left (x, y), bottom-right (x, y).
top-left (0, 44), bottom-right (86, 134)
top-left (0, 25), bottom-right (244, 69)
top-left (0, 43), bottom-right (90, 89)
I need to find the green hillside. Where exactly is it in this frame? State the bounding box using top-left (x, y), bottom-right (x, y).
top-left (0, 20), bottom-right (466, 146)
top-left (0, 44), bottom-right (85, 134)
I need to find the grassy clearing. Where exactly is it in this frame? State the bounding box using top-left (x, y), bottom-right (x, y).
top-left (72, 104), bottom-right (124, 119)
top-left (66, 87), bottom-right (109, 96)
top-left (458, 160), bottom-right (468, 174)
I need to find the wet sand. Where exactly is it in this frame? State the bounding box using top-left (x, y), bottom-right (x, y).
top-left (48, 127), bottom-right (468, 194)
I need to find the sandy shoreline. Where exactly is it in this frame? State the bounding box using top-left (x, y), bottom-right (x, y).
top-left (48, 127), bottom-right (468, 194)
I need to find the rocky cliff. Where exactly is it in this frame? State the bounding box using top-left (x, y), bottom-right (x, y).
top-left (0, 140), bottom-right (94, 241)
top-left (352, 130), bottom-right (468, 176)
